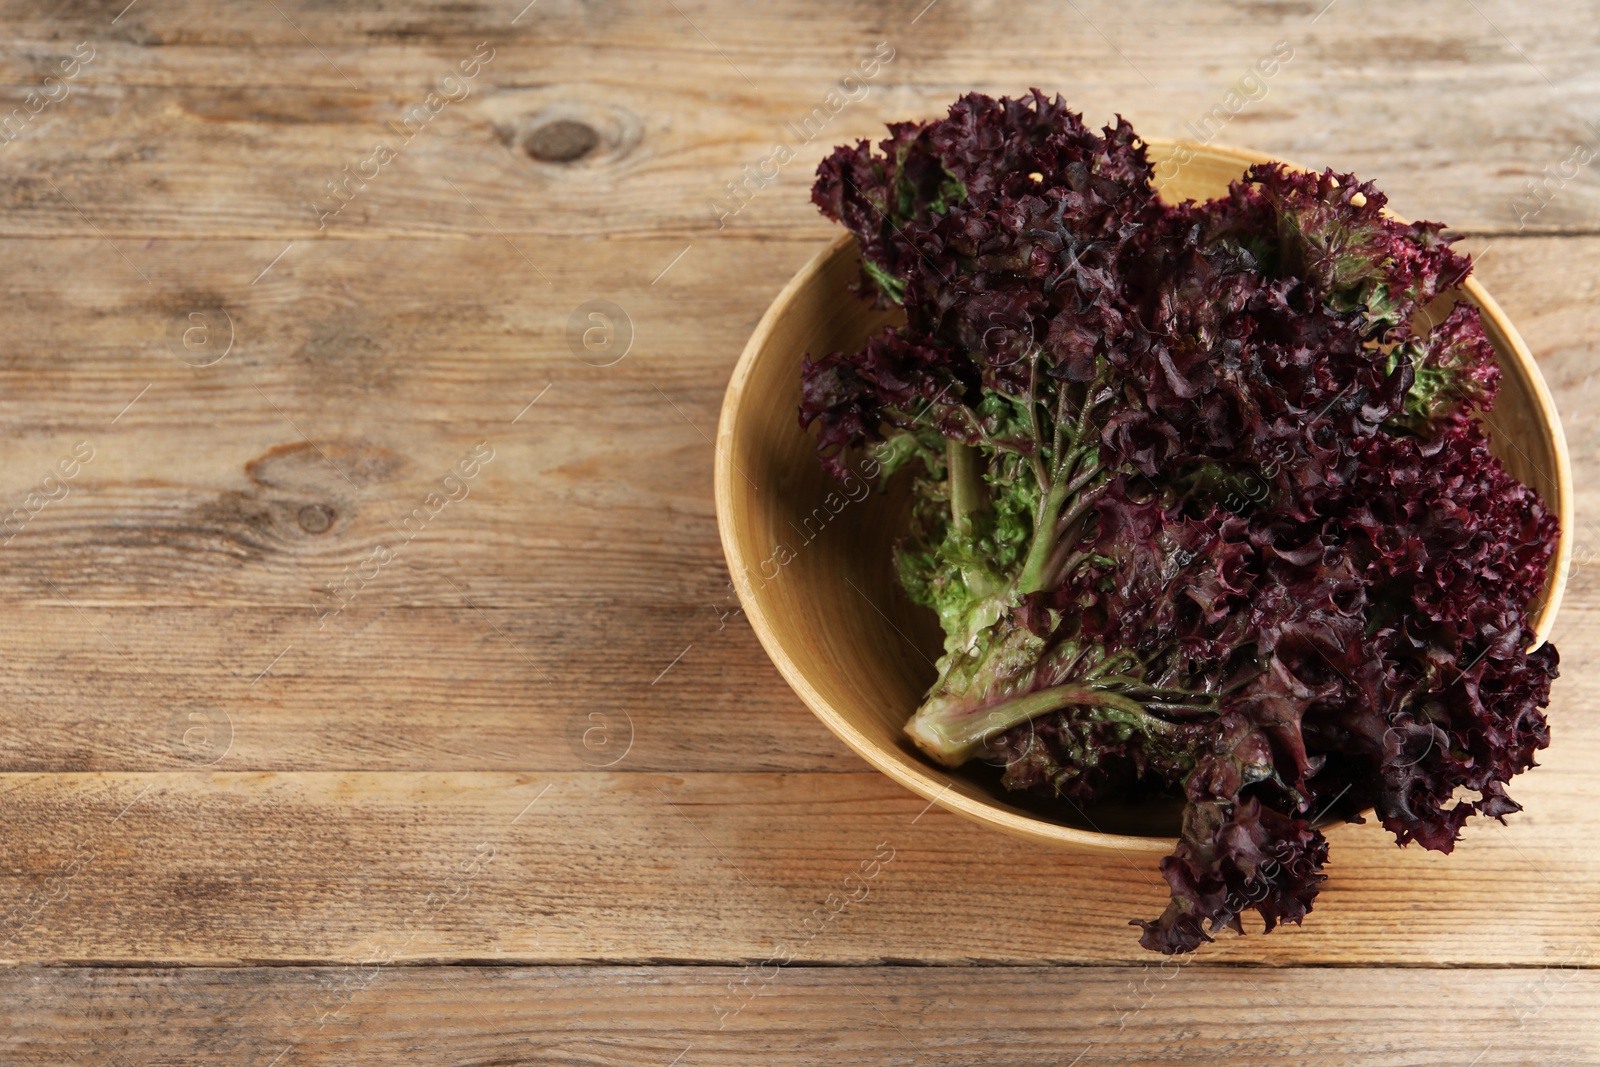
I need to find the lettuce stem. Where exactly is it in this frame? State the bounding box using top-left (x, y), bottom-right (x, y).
top-left (905, 681), bottom-right (1176, 767)
top-left (947, 439), bottom-right (984, 533)
top-left (1016, 475), bottom-right (1071, 595)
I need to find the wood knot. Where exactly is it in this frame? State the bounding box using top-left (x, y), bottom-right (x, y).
top-left (526, 119), bottom-right (600, 163)
top-left (297, 503), bottom-right (335, 533)
top-left (487, 102), bottom-right (641, 170)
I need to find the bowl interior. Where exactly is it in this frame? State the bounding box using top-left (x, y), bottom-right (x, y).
top-left (715, 141), bottom-right (1572, 853)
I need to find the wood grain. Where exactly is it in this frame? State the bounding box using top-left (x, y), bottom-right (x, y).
top-left (3, 0), bottom-right (1600, 1057)
top-left (5, 964), bottom-right (1598, 1066)
top-left (0, 763), bottom-right (1595, 966)
top-left (0, 1), bottom-right (1598, 239)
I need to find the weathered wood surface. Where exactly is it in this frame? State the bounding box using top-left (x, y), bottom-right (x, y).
top-left (0, 764), bottom-right (1598, 966)
top-left (0, 1), bottom-right (1598, 237)
top-left (2, 0), bottom-right (1599, 1059)
top-left (6, 965), bottom-right (1598, 1066)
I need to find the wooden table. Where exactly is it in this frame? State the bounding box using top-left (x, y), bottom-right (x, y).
top-left (1, 0), bottom-right (1597, 1062)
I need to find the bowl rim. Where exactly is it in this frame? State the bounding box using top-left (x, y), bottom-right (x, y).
top-left (714, 138), bottom-right (1573, 855)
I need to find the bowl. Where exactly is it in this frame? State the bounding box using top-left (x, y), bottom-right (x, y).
top-left (714, 139), bottom-right (1573, 854)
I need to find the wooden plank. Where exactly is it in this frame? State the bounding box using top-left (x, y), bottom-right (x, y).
top-left (0, 605), bottom-right (862, 773)
top-left (0, 2), bottom-right (1596, 237)
top-left (4, 964), bottom-right (1596, 1066)
top-left (0, 767), bottom-right (1594, 967)
top-left (0, 601), bottom-right (1583, 774)
top-left (0, 234), bottom-right (803, 613)
top-left (0, 590), bottom-right (1591, 776)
